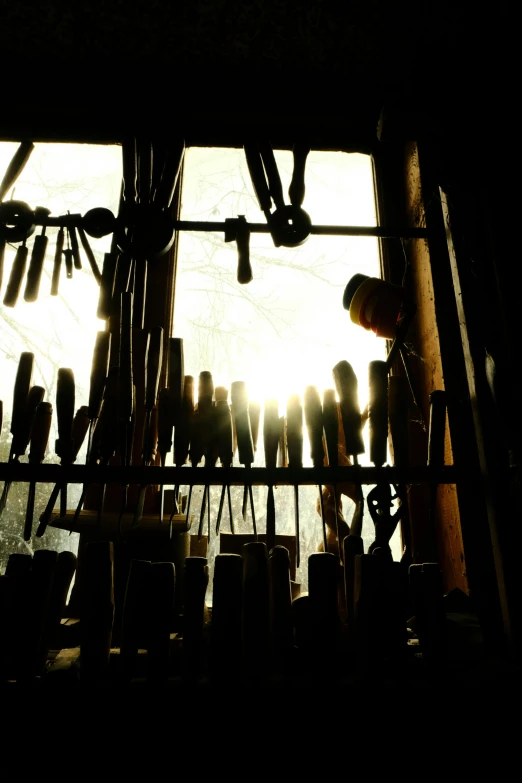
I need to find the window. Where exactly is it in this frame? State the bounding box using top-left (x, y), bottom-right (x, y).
top-left (0, 142), bottom-right (121, 570)
top-left (174, 146), bottom-right (401, 593)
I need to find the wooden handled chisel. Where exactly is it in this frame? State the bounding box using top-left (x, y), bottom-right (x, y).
top-left (263, 398), bottom-right (279, 552)
top-left (215, 386), bottom-right (234, 535)
top-left (171, 375), bottom-right (193, 526)
top-left (304, 385), bottom-right (327, 552)
top-left (286, 394), bottom-right (303, 567)
top-left (55, 368), bottom-right (75, 518)
top-left (50, 226), bottom-right (65, 296)
top-left (231, 381), bottom-right (256, 535)
top-left (169, 337), bottom-right (185, 514)
top-left (3, 241), bottom-right (29, 308)
top-left (24, 401), bottom-right (52, 541)
top-left (24, 210), bottom-right (50, 302)
top-left (322, 388), bottom-right (342, 558)
top-left (197, 371), bottom-right (214, 540)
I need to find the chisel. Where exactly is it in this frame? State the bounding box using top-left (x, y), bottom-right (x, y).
top-left (215, 386), bottom-right (234, 535)
top-left (231, 381), bottom-right (256, 535)
top-left (68, 224), bottom-right (82, 270)
top-left (197, 371), bottom-right (214, 540)
top-left (322, 388), bottom-right (342, 559)
top-left (24, 210), bottom-right (51, 303)
top-left (241, 401), bottom-right (260, 519)
top-left (77, 226), bottom-right (102, 283)
top-left (50, 226), bottom-right (64, 296)
top-left (37, 405), bottom-right (90, 536)
top-left (169, 338), bottom-right (185, 513)
top-left (171, 375), bottom-right (194, 526)
top-left (133, 326), bottom-right (163, 526)
top-left (55, 368), bottom-right (75, 518)
top-left (0, 357), bottom-right (41, 516)
top-left (1, 383), bottom-right (44, 515)
top-left (286, 394), bottom-right (303, 567)
top-left (263, 399), bottom-right (279, 552)
top-left (3, 241), bottom-right (29, 307)
top-left (24, 401), bottom-right (52, 541)
top-left (0, 141), bottom-right (34, 201)
top-left (304, 386), bottom-right (327, 552)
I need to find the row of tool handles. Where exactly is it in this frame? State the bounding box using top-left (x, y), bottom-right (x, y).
top-left (0, 539), bottom-right (446, 683)
top-left (0, 309), bottom-right (448, 545)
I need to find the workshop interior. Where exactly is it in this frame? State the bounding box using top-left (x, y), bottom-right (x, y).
top-left (0, 4), bottom-right (519, 690)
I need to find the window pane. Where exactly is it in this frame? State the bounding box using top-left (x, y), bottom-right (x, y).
top-left (174, 147), bottom-right (401, 593)
top-left (0, 142), bottom-right (121, 569)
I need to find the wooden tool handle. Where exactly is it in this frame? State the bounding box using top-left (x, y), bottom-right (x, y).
top-left (249, 401), bottom-right (261, 451)
top-left (231, 381), bottom-right (254, 466)
top-left (88, 331), bottom-right (111, 420)
top-left (189, 409), bottom-right (204, 466)
top-left (244, 144), bottom-right (272, 213)
top-left (80, 541), bottom-right (114, 680)
top-left (174, 375), bottom-right (194, 466)
top-left (388, 375), bottom-right (409, 468)
top-left (112, 253), bottom-right (132, 308)
top-left (286, 394), bottom-right (303, 468)
top-left (119, 291), bottom-right (134, 421)
top-left (259, 143), bottom-right (285, 211)
top-left (3, 244), bottom-right (28, 308)
top-left (143, 404), bottom-right (158, 464)
top-left (137, 139), bottom-right (152, 204)
top-left (215, 396), bottom-right (233, 467)
top-left (24, 234), bottom-right (48, 302)
top-left (148, 561), bottom-right (176, 681)
top-left (50, 227), bottom-right (64, 296)
top-left (0, 141), bottom-right (34, 201)
top-left (288, 143), bottom-right (310, 207)
top-left (145, 326), bottom-right (164, 411)
top-left (428, 390), bottom-right (447, 468)
top-left (77, 226), bottom-right (101, 283)
top-left (29, 401), bottom-right (53, 463)
top-left (71, 406), bottom-right (90, 461)
top-left (304, 386), bottom-right (324, 468)
top-left (168, 337), bottom-right (185, 424)
top-left (369, 360), bottom-right (389, 468)
top-left (0, 237), bottom-right (6, 292)
top-left (56, 368), bottom-right (75, 462)
top-left (122, 137), bottom-right (137, 204)
top-left (132, 257), bottom-right (147, 329)
top-left (68, 225), bottom-right (82, 270)
top-left (96, 252), bottom-right (118, 320)
top-left (235, 216), bottom-right (253, 284)
top-left (241, 542), bottom-right (270, 678)
top-left (11, 352), bottom-right (34, 438)
top-left (64, 248), bottom-right (73, 279)
top-left (154, 139), bottom-right (185, 211)
top-left (322, 388), bottom-right (339, 467)
top-left (332, 360), bottom-right (364, 456)
top-left (158, 387), bottom-right (173, 462)
top-left (14, 384), bottom-right (45, 456)
top-left (263, 399), bottom-right (279, 470)
top-left (211, 554), bottom-right (242, 682)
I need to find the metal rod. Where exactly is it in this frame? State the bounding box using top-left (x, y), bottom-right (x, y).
top-left (0, 463), bottom-right (468, 485)
top-left (174, 220), bottom-right (429, 239)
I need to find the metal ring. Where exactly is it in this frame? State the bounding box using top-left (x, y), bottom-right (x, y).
top-left (0, 200), bottom-right (36, 243)
top-left (270, 205), bottom-right (312, 247)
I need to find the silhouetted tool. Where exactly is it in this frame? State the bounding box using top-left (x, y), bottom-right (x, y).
top-left (215, 387), bottom-right (235, 535)
top-left (231, 381), bottom-right (256, 536)
top-left (263, 398), bottom-right (280, 552)
top-left (304, 386), bottom-right (327, 552)
top-left (286, 394), bottom-right (303, 567)
top-left (24, 401), bottom-right (52, 541)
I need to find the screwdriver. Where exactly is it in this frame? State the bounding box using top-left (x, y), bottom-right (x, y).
top-left (286, 394), bottom-right (303, 567)
top-left (133, 327), bottom-right (164, 526)
top-left (215, 386), bottom-right (235, 535)
top-left (24, 208), bottom-right (51, 303)
top-left (55, 368), bottom-right (75, 518)
top-left (0, 383), bottom-right (44, 517)
top-left (263, 398), bottom-right (280, 552)
top-left (197, 371), bottom-right (214, 540)
top-left (24, 402), bottom-right (53, 541)
top-left (171, 375), bottom-right (194, 527)
top-left (231, 381), bottom-right (256, 536)
top-left (322, 388), bottom-right (342, 560)
top-left (304, 386), bottom-right (327, 552)
top-left (3, 241), bottom-right (29, 308)
top-left (50, 226), bottom-right (65, 296)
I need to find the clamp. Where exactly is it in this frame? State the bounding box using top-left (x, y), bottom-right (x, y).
top-left (244, 141), bottom-right (312, 248)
